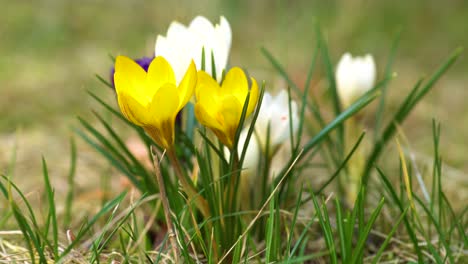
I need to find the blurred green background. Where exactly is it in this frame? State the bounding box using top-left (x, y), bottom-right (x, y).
top-left (1, 0), bottom-right (467, 186)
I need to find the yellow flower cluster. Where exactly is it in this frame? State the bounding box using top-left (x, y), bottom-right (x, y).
top-left (114, 56), bottom-right (258, 150)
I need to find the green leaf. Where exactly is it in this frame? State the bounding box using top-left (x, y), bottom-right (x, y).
top-left (350, 197), bottom-right (385, 264)
top-left (42, 157), bottom-right (59, 259)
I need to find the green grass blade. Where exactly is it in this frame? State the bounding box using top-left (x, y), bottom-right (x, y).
top-left (302, 92), bottom-right (377, 155)
top-left (64, 137), bottom-right (77, 228)
top-left (362, 48), bottom-right (462, 186)
top-left (59, 191), bottom-right (127, 260)
top-left (350, 197), bottom-right (385, 264)
top-left (375, 167), bottom-right (423, 262)
top-left (96, 73), bottom-right (114, 89)
top-left (372, 206), bottom-right (409, 264)
top-left (286, 185), bottom-right (303, 258)
top-left (315, 23), bottom-right (341, 117)
top-left (374, 28), bottom-right (401, 140)
top-left (74, 128), bottom-right (142, 191)
top-left (413, 194), bottom-right (454, 263)
top-left (265, 192), bottom-right (278, 263)
top-left (41, 157), bottom-right (59, 259)
top-left (334, 198), bottom-right (347, 262)
top-left (289, 217), bottom-right (315, 258)
top-left (10, 203), bottom-right (42, 264)
top-left (239, 82), bottom-right (265, 170)
top-left (311, 193), bottom-right (337, 264)
top-left (314, 132), bottom-right (365, 196)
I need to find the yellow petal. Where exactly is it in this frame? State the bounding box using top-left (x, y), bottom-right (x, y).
top-left (147, 83), bottom-right (179, 148)
top-left (219, 95), bottom-right (242, 145)
top-left (114, 56), bottom-right (148, 105)
top-left (246, 77), bottom-right (259, 116)
top-left (220, 67), bottom-right (248, 104)
top-left (194, 102), bottom-right (223, 131)
top-left (148, 83), bottom-right (179, 125)
top-left (147, 56), bottom-right (176, 92)
top-left (177, 60), bottom-right (197, 110)
top-left (196, 70), bottom-right (219, 101)
top-left (116, 91), bottom-right (149, 126)
top-left (115, 56), bottom-right (147, 82)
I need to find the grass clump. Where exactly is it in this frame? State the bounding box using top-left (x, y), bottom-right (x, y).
top-left (0, 22), bottom-right (466, 264)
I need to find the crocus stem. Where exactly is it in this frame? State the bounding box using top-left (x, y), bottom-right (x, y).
top-left (344, 117), bottom-right (365, 207)
top-left (167, 148), bottom-right (210, 218)
top-left (227, 151), bottom-right (240, 212)
top-left (150, 146), bottom-right (179, 261)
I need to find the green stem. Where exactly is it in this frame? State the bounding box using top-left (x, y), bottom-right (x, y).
top-left (167, 148), bottom-right (210, 218)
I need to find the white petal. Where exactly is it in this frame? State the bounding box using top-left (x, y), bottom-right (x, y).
top-left (335, 52), bottom-right (376, 107)
top-left (218, 16), bottom-right (232, 48)
top-left (154, 16), bottom-right (232, 83)
top-left (254, 89), bottom-right (299, 155)
top-left (167, 21), bottom-right (188, 39)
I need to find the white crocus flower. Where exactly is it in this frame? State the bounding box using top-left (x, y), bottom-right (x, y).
top-left (230, 90), bottom-right (298, 201)
top-left (223, 129), bottom-right (260, 204)
top-left (255, 90), bottom-right (299, 156)
top-left (155, 16), bottom-right (231, 84)
top-left (335, 53), bottom-right (376, 107)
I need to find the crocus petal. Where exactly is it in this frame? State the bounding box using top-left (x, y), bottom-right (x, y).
top-left (247, 77), bottom-right (259, 116)
top-left (155, 23), bottom-right (193, 85)
top-left (189, 16), bottom-right (217, 76)
top-left (113, 51), bottom-right (197, 150)
top-left (177, 60), bottom-right (197, 110)
top-left (189, 16), bottom-right (216, 42)
top-left (219, 95), bottom-right (242, 127)
top-left (115, 56), bottom-right (147, 82)
top-left (149, 83), bottom-right (179, 125)
top-left (144, 83), bottom-right (179, 148)
top-left (253, 90), bottom-right (299, 156)
top-left (335, 52), bottom-right (376, 107)
top-left (147, 57), bottom-right (176, 89)
top-left (217, 16), bottom-right (232, 52)
top-left (155, 16), bottom-right (231, 83)
top-left (194, 67), bottom-right (258, 149)
top-left (220, 67), bottom-right (249, 103)
top-left (214, 16), bottom-right (232, 78)
top-left (117, 91), bottom-right (149, 126)
top-left (194, 103), bottom-right (219, 128)
top-left (166, 21), bottom-right (189, 39)
top-left (114, 56), bottom-right (148, 105)
top-left (219, 95), bottom-right (242, 147)
top-left (196, 70), bottom-right (220, 101)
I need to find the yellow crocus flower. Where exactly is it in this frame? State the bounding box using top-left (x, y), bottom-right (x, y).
top-left (195, 67), bottom-right (259, 149)
top-left (114, 55), bottom-right (197, 149)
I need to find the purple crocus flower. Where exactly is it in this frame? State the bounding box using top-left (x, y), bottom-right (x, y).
top-left (110, 56), bottom-right (154, 87)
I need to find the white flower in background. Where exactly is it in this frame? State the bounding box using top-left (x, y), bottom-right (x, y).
top-left (237, 130), bottom-right (260, 176)
top-left (255, 90), bottom-right (299, 156)
top-left (155, 16), bottom-right (231, 84)
top-left (229, 90), bottom-right (298, 199)
top-left (335, 53), bottom-right (376, 107)
top-left (224, 129), bottom-right (260, 199)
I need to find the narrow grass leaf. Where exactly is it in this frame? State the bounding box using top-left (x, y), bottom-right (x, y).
top-left (42, 157), bottom-right (59, 259)
top-left (311, 193), bottom-right (337, 264)
top-left (59, 191), bottom-right (127, 260)
top-left (374, 28), bottom-right (401, 139)
top-left (372, 206), bottom-right (409, 264)
top-left (375, 167), bottom-right (423, 261)
top-left (350, 197), bottom-right (385, 264)
top-left (64, 137), bottom-right (77, 228)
